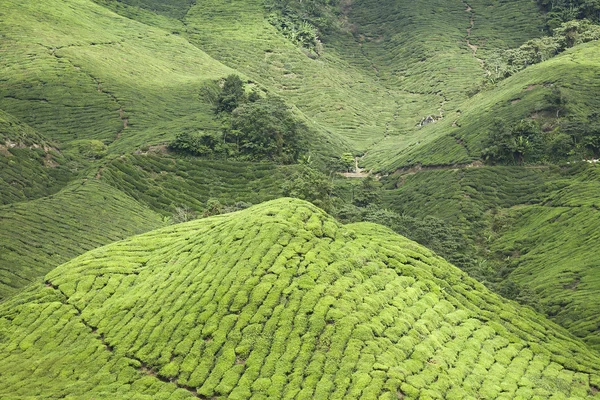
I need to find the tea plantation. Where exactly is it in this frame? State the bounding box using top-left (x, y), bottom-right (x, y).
top-left (1, 199), bottom-right (599, 399)
top-left (0, 180), bottom-right (163, 300)
top-left (381, 164), bottom-right (600, 351)
top-left (2, 0), bottom-right (600, 396)
top-left (100, 154), bottom-right (307, 215)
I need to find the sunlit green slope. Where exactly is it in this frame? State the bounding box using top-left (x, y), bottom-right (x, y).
top-left (0, 0), bottom-right (350, 159)
top-left (0, 0), bottom-right (232, 152)
top-left (373, 40), bottom-right (600, 170)
top-left (381, 164), bottom-right (600, 350)
top-left (1, 199), bottom-right (599, 399)
top-left (0, 179), bottom-right (163, 300)
top-left (96, 0), bottom-right (548, 167)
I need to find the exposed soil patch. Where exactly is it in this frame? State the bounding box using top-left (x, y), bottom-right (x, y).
top-left (340, 156), bottom-right (371, 178)
top-left (43, 153), bottom-right (59, 167)
top-left (0, 144), bottom-right (12, 157)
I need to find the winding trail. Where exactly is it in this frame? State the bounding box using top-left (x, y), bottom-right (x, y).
top-left (463, 3), bottom-right (485, 68)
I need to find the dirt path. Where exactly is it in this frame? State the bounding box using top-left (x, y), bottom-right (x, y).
top-left (340, 156), bottom-right (371, 178)
top-left (463, 3), bottom-right (485, 68)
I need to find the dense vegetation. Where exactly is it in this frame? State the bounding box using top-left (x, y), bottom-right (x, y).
top-left (2, 0), bottom-right (600, 397)
top-left (170, 75), bottom-right (306, 163)
top-left (1, 199), bottom-right (599, 399)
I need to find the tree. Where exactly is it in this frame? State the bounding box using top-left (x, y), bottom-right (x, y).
top-left (169, 131), bottom-right (219, 156)
top-left (353, 176), bottom-right (382, 207)
top-left (282, 166), bottom-right (333, 211)
top-left (340, 152), bottom-right (355, 172)
top-left (482, 119), bottom-right (542, 164)
top-left (214, 75), bottom-right (246, 114)
top-left (228, 97), bottom-right (304, 163)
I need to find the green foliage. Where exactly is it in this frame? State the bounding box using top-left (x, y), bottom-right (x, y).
top-left (169, 131), bottom-right (220, 157)
top-left (485, 19), bottom-right (600, 82)
top-left (352, 176), bottom-right (382, 207)
top-left (265, 0), bottom-right (342, 54)
top-left (281, 165), bottom-right (333, 212)
top-left (227, 97), bottom-right (305, 163)
top-left (100, 153), bottom-right (340, 215)
top-left (170, 76), bottom-right (306, 163)
top-left (537, 0), bottom-right (600, 28)
top-left (380, 164), bottom-right (600, 350)
top-left (340, 152), bottom-right (354, 172)
top-left (214, 74), bottom-right (248, 115)
top-left (482, 119), bottom-right (545, 164)
top-left (267, 13), bottom-right (322, 55)
top-left (0, 147), bottom-right (73, 205)
top-left (2, 199), bottom-right (599, 399)
top-left (0, 180), bottom-right (163, 299)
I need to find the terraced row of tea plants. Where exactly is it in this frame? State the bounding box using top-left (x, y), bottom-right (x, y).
top-left (380, 164), bottom-right (600, 350)
top-left (99, 154), bottom-right (318, 215)
top-left (373, 40), bottom-right (600, 170)
top-left (1, 199), bottom-right (598, 399)
top-left (0, 179), bottom-right (163, 299)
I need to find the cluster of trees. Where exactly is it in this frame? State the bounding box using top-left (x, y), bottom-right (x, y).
top-left (484, 19), bottom-right (600, 82)
top-left (536, 0), bottom-right (600, 29)
top-left (267, 14), bottom-right (322, 54)
top-left (170, 75), bottom-right (306, 164)
top-left (265, 0), bottom-right (342, 54)
top-left (482, 92), bottom-right (600, 164)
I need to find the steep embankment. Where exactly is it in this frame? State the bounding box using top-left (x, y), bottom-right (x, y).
top-left (1, 199), bottom-right (598, 399)
top-left (0, 180), bottom-right (163, 299)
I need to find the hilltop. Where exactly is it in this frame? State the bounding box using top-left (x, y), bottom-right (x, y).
top-left (1, 199), bottom-right (599, 399)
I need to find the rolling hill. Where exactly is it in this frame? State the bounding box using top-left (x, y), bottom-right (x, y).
top-left (1, 0), bottom-right (600, 396)
top-left (1, 199), bottom-right (599, 399)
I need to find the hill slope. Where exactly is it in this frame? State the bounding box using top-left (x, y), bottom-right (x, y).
top-left (0, 179), bottom-right (164, 299)
top-left (1, 199), bottom-right (599, 399)
top-left (373, 40), bottom-right (600, 170)
top-left (380, 164), bottom-right (600, 350)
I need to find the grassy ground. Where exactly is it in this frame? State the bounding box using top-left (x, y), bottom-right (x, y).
top-left (1, 199), bottom-right (598, 399)
top-left (0, 179), bottom-right (163, 300)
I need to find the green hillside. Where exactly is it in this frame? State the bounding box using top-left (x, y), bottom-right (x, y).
top-left (99, 154), bottom-right (312, 215)
top-left (1, 0), bottom-right (600, 396)
top-left (0, 180), bottom-right (163, 299)
top-left (373, 40), bottom-right (600, 170)
top-left (1, 199), bottom-right (599, 399)
top-left (380, 164), bottom-right (600, 350)
top-left (0, 110), bottom-right (73, 204)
